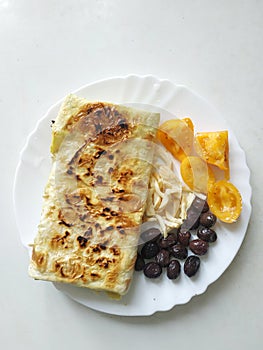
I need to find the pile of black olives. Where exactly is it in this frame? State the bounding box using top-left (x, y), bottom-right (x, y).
top-left (135, 196), bottom-right (217, 280)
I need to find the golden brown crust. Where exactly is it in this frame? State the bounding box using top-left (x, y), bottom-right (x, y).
top-left (29, 95), bottom-right (160, 295)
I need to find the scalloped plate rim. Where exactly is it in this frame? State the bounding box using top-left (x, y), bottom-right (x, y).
top-left (13, 75), bottom-right (252, 316)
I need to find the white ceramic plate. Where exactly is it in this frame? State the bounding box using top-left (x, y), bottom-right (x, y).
top-left (14, 75), bottom-right (252, 316)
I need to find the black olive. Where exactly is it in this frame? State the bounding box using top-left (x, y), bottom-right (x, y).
top-left (189, 239), bottom-right (209, 256)
top-left (167, 260), bottom-right (181, 279)
top-left (155, 249), bottom-right (170, 267)
top-left (197, 226), bottom-right (217, 243)
top-left (144, 262), bottom-right (162, 278)
top-left (199, 212), bottom-right (217, 228)
top-left (141, 242), bottom-right (159, 259)
top-left (135, 253), bottom-right (145, 271)
top-left (184, 256), bottom-right (200, 277)
top-left (170, 244), bottom-right (188, 260)
top-left (158, 232), bottom-right (178, 249)
top-left (178, 230), bottom-right (191, 246)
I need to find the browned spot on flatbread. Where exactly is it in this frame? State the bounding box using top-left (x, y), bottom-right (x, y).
top-left (50, 231), bottom-right (71, 249)
top-left (32, 247), bottom-right (48, 272)
top-left (110, 246), bottom-right (120, 256)
top-left (53, 257), bottom-right (84, 280)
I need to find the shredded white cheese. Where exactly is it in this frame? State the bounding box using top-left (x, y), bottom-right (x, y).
top-left (143, 144), bottom-right (195, 237)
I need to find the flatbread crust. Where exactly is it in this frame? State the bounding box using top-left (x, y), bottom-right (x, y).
top-left (29, 94), bottom-right (160, 296)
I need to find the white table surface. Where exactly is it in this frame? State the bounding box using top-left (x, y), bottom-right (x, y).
top-left (1, 0), bottom-right (262, 349)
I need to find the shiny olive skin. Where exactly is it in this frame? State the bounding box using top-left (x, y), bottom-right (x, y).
top-left (135, 253), bottom-right (145, 271)
top-left (155, 249), bottom-right (170, 267)
top-left (167, 260), bottom-right (181, 280)
top-left (158, 232), bottom-right (178, 249)
top-left (141, 242), bottom-right (159, 259)
top-left (184, 256), bottom-right (201, 277)
top-left (197, 226), bottom-right (217, 243)
top-left (144, 262), bottom-right (162, 278)
top-left (170, 244), bottom-right (188, 260)
top-left (178, 231), bottom-right (191, 246)
top-left (189, 239), bottom-right (209, 256)
top-left (199, 212), bottom-right (217, 228)
top-left (140, 228), bottom-right (161, 244)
